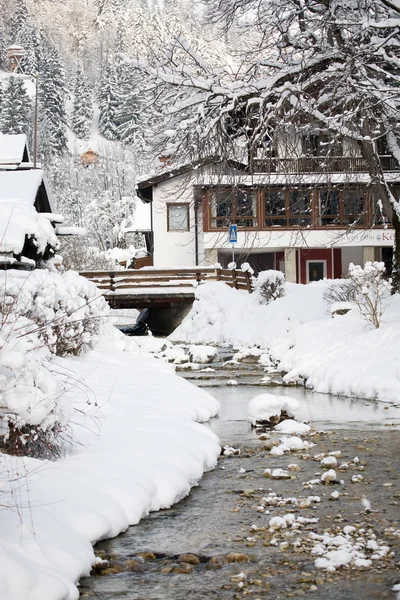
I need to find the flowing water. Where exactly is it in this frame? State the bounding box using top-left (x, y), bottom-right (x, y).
top-left (80, 348), bottom-right (400, 600)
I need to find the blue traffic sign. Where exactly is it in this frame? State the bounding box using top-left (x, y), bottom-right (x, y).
top-left (229, 224), bottom-right (238, 244)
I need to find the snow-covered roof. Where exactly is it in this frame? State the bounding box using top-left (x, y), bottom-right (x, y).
top-left (0, 202), bottom-right (58, 255)
top-left (0, 168), bottom-right (58, 257)
top-left (0, 169), bottom-right (44, 205)
top-left (126, 200), bottom-right (151, 232)
top-left (0, 133), bottom-right (29, 166)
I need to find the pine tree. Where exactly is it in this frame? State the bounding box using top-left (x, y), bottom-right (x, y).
top-left (8, 0), bottom-right (29, 43)
top-left (98, 63), bottom-right (119, 140)
top-left (20, 25), bottom-right (42, 75)
top-left (38, 40), bottom-right (68, 160)
top-left (1, 75), bottom-right (32, 137)
top-left (116, 65), bottom-right (142, 147)
top-left (0, 26), bottom-right (7, 70)
top-left (71, 67), bottom-right (93, 139)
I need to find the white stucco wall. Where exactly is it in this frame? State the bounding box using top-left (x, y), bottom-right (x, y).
top-left (152, 173), bottom-right (197, 267)
top-left (341, 247), bottom-right (363, 276)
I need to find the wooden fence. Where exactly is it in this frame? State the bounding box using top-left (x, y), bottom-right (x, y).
top-left (80, 267), bottom-right (253, 293)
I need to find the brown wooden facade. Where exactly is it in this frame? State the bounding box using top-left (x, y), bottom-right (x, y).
top-left (201, 186), bottom-right (398, 232)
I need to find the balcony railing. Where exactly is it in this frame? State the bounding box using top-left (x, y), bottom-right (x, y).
top-left (252, 155), bottom-right (399, 174)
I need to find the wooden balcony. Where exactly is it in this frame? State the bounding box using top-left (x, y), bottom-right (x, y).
top-left (252, 155), bottom-right (399, 174)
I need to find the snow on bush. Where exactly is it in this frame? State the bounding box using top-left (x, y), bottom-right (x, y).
top-left (348, 261), bottom-right (391, 328)
top-left (0, 314), bottom-right (68, 458)
top-left (323, 278), bottom-right (357, 308)
top-left (0, 269), bottom-right (110, 458)
top-left (252, 270), bottom-right (286, 305)
top-left (0, 269), bottom-right (110, 356)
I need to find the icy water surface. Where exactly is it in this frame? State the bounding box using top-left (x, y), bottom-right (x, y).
top-left (80, 348), bottom-right (400, 600)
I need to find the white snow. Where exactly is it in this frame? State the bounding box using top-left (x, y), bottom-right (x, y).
top-left (126, 199), bottom-right (151, 232)
top-left (273, 435), bottom-right (315, 454)
top-left (0, 169), bottom-right (44, 205)
top-left (188, 345), bottom-right (218, 363)
top-left (248, 393), bottom-right (300, 426)
top-left (0, 271), bottom-right (221, 600)
top-left (0, 133), bottom-right (28, 164)
top-left (0, 169), bottom-right (58, 256)
top-left (321, 469), bottom-right (337, 484)
top-left (320, 456), bottom-right (338, 468)
top-left (172, 279), bottom-right (400, 405)
top-left (274, 419), bottom-right (310, 435)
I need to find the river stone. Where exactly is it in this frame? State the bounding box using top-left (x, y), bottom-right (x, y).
top-left (226, 552), bottom-right (250, 563)
top-left (177, 553), bottom-right (200, 565)
top-left (172, 562), bottom-right (193, 574)
top-left (208, 555), bottom-right (228, 567)
top-left (124, 559), bottom-right (146, 572)
top-left (136, 551), bottom-right (156, 561)
top-left (99, 566), bottom-right (124, 576)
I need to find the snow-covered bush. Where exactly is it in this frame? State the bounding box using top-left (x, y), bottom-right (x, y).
top-left (0, 270), bottom-right (110, 356)
top-left (0, 269), bottom-right (109, 458)
top-left (0, 314), bottom-right (67, 459)
top-left (252, 270), bottom-right (286, 305)
top-left (348, 261), bottom-right (391, 328)
top-left (323, 279), bottom-right (357, 308)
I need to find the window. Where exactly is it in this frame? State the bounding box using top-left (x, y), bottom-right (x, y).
top-left (210, 188), bottom-right (257, 228)
top-left (320, 190), bottom-right (340, 225)
top-left (167, 204), bottom-right (189, 232)
top-left (236, 189), bottom-right (257, 226)
top-left (307, 260), bottom-right (326, 283)
top-left (289, 190), bottom-right (311, 226)
top-left (264, 190), bottom-right (286, 226)
top-left (343, 190), bottom-right (364, 226)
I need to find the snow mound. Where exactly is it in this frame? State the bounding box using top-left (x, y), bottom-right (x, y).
top-left (188, 345), bottom-right (217, 363)
top-left (274, 419), bottom-right (310, 435)
top-left (248, 393), bottom-right (300, 426)
top-left (273, 435), bottom-right (315, 454)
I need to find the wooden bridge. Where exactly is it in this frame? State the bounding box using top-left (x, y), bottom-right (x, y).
top-left (80, 267), bottom-right (252, 335)
top-left (80, 267), bottom-right (252, 309)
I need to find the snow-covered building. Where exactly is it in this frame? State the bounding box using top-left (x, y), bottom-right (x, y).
top-left (0, 134), bottom-right (61, 268)
top-left (137, 140), bottom-right (399, 283)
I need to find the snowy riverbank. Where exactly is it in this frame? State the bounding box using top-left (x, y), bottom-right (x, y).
top-left (171, 281), bottom-right (400, 404)
top-left (0, 337), bottom-right (220, 600)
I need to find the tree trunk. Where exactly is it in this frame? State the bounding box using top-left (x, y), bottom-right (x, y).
top-left (391, 210), bottom-right (400, 294)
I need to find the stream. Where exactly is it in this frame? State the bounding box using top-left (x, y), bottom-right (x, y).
top-left (79, 347), bottom-right (400, 600)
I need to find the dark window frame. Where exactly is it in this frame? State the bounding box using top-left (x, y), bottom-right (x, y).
top-left (207, 187), bottom-right (258, 229)
top-left (203, 186), bottom-right (376, 231)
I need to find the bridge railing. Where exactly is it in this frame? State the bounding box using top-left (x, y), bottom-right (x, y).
top-left (80, 267), bottom-right (253, 293)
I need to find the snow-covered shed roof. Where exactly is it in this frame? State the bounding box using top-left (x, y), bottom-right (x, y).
top-left (0, 169), bottom-right (58, 260)
top-left (0, 169), bottom-right (43, 204)
top-left (0, 133), bottom-right (30, 167)
top-left (126, 200), bottom-right (151, 232)
top-left (0, 201), bottom-right (58, 256)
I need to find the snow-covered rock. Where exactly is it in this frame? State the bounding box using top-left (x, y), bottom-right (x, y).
top-left (274, 419), bottom-right (310, 435)
top-left (188, 345), bottom-right (217, 364)
top-left (248, 393), bottom-right (300, 426)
